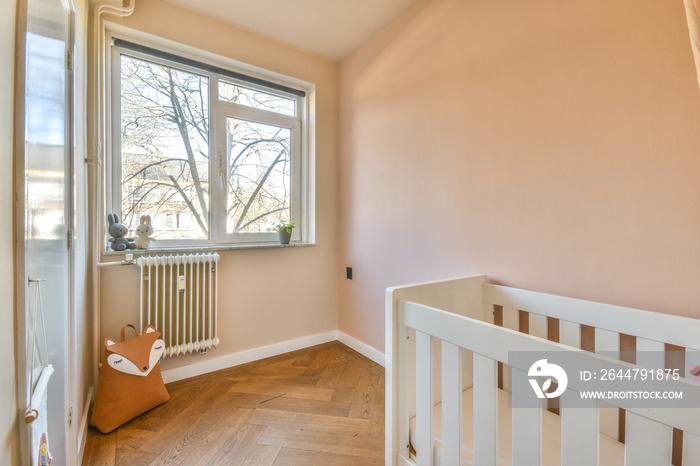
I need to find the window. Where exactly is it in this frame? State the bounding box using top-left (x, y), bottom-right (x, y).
top-left (110, 38), bottom-right (308, 247)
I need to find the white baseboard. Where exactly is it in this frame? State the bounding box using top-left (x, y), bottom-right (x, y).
top-left (77, 387), bottom-right (93, 464)
top-left (161, 331), bottom-right (386, 384)
top-left (337, 331), bottom-right (385, 366)
top-left (161, 331), bottom-right (338, 383)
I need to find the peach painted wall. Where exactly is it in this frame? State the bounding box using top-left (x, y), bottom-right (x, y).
top-left (339, 0), bottom-right (700, 352)
top-left (99, 0), bottom-right (339, 371)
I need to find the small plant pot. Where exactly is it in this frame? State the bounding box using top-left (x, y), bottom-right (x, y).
top-left (278, 229), bottom-right (292, 245)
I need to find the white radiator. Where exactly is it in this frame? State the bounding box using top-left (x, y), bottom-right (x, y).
top-left (136, 253), bottom-right (220, 357)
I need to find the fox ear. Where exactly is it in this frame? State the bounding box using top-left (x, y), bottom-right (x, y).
top-left (105, 339), bottom-right (116, 347)
top-left (145, 326), bottom-right (156, 334)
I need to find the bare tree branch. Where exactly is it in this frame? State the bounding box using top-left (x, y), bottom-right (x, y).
top-left (233, 149), bottom-right (286, 232)
top-left (119, 54), bottom-right (293, 238)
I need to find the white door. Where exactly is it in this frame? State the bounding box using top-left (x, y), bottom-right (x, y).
top-left (19, 0), bottom-right (74, 463)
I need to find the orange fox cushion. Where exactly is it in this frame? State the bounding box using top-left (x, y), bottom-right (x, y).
top-left (90, 324), bottom-right (169, 433)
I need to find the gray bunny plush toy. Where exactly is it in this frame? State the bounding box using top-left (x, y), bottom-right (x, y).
top-left (107, 213), bottom-right (136, 251)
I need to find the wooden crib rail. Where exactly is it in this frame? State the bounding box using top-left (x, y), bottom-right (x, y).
top-left (398, 300), bottom-right (700, 466)
top-left (483, 284), bottom-right (700, 352)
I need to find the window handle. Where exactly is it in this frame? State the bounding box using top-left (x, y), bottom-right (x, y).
top-left (217, 151), bottom-right (226, 190)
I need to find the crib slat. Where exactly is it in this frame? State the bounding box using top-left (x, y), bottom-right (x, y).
top-left (502, 306), bottom-right (519, 331)
top-left (636, 334), bottom-right (666, 455)
top-left (527, 313), bottom-right (551, 409)
top-left (483, 302), bottom-right (495, 324)
top-left (636, 338), bottom-right (665, 369)
top-left (441, 341), bottom-right (462, 466)
top-left (595, 328), bottom-right (620, 358)
top-left (561, 389), bottom-right (599, 466)
top-left (529, 313), bottom-right (547, 339)
top-left (502, 307), bottom-right (519, 392)
top-left (632, 338), bottom-right (669, 462)
top-left (474, 353), bottom-right (498, 466)
top-left (683, 433), bottom-right (700, 466)
top-left (625, 412), bottom-right (673, 466)
top-left (397, 323), bottom-right (410, 461)
top-left (512, 368), bottom-right (542, 466)
top-left (599, 403), bottom-right (619, 440)
top-left (416, 331), bottom-right (433, 466)
top-left (595, 328), bottom-right (620, 441)
top-left (685, 348), bottom-right (700, 380)
top-left (559, 320), bottom-right (581, 348)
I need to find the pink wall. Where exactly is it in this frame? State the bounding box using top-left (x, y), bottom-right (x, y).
top-left (339, 0), bottom-right (700, 352)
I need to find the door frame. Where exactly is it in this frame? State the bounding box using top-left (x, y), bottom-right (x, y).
top-left (13, 0), bottom-right (77, 464)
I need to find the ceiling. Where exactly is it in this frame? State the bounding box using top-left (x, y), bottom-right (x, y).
top-left (164, 0), bottom-right (421, 62)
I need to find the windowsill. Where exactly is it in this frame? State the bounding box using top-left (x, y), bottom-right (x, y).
top-left (102, 241), bottom-right (315, 256)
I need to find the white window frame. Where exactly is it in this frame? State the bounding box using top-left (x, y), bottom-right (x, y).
top-left (106, 32), bottom-right (311, 250)
top-left (214, 79), bottom-right (303, 244)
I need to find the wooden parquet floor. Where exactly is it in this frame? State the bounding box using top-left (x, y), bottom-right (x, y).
top-left (82, 341), bottom-right (385, 465)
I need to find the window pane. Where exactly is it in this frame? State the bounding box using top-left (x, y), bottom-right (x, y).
top-left (120, 54), bottom-right (210, 240)
top-left (226, 118), bottom-right (291, 234)
top-left (219, 81), bottom-right (296, 116)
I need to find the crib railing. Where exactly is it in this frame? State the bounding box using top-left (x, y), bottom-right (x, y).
top-left (386, 275), bottom-right (488, 466)
top-left (483, 282), bottom-right (700, 459)
top-left (386, 275), bottom-right (700, 466)
top-left (403, 301), bottom-right (700, 465)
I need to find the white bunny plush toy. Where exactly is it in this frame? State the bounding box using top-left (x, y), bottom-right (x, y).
top-left (135, 215), bottom-right (155, 249)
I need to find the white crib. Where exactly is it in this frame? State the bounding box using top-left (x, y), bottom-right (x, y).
top-left (386, 275), bottom-right (700, 466)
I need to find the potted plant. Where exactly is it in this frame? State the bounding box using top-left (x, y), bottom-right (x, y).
top-left (276, 221), bottom-right (295, 244)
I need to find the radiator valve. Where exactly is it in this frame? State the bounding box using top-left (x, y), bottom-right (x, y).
top-left (121, 253), bottom-right (136, 266)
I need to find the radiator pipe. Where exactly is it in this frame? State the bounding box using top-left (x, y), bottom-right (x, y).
top-left (90, 0), bottom-right (136, 414)
top-left (95, 253), bottom-right (136, 267)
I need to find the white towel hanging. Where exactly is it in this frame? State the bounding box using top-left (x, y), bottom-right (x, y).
top-left (24, 365), bottom-right (53, 424)
top-left (25, 278), bottom-right (52, 466)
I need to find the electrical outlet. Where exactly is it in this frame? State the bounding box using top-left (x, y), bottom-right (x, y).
top-left (346, 267), bottom-right (353, 279)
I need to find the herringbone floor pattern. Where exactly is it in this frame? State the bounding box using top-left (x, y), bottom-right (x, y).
top-left (82, 341), bottom-right (385, 465)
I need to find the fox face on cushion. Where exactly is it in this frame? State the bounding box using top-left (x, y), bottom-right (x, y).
top-left (105, 325), bottom-right (165, 376)
top-left (90, 324), bottom-right (170, 433)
